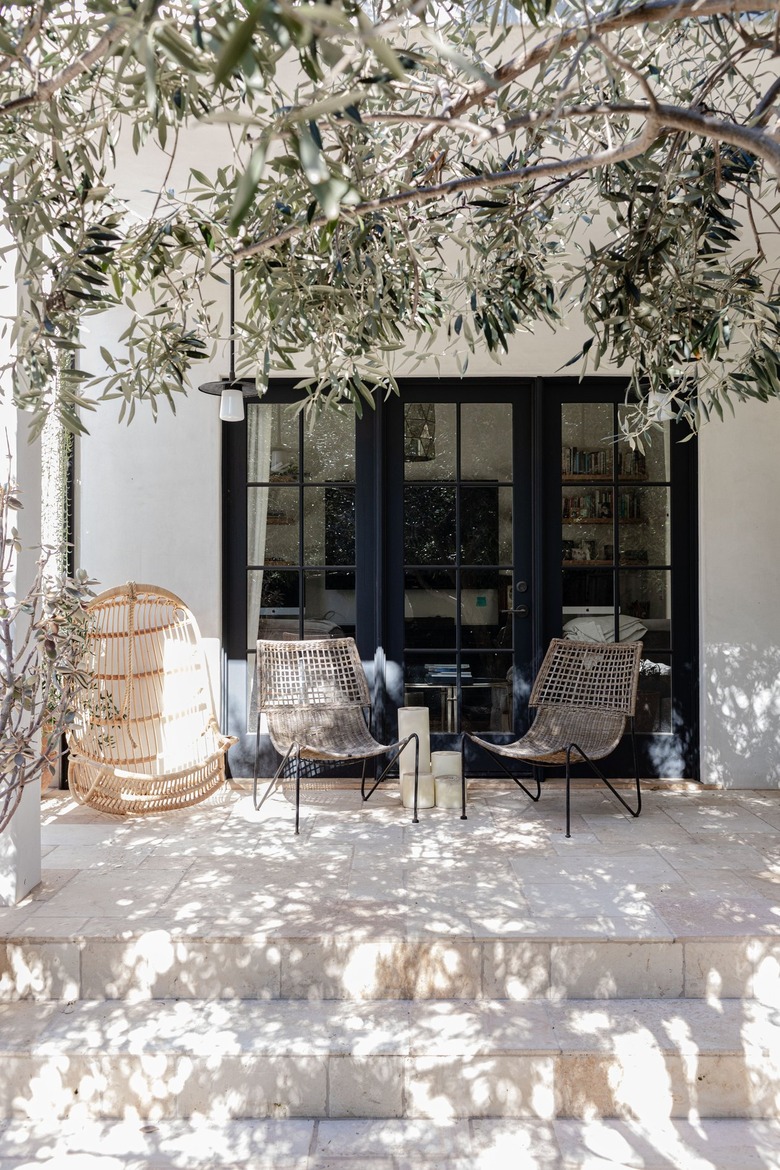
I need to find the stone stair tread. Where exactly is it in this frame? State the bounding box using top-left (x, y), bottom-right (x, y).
top-left (1, 1116), bottom-right (779, 1169)
top-left (0, 997), bottom-right (776, 1058)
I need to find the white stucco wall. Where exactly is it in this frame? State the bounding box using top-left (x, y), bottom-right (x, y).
top-left (698, 396), bottom-right (780, 788)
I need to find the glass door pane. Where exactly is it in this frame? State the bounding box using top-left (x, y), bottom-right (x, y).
top-left (402, 400), bottom-right (516, 736)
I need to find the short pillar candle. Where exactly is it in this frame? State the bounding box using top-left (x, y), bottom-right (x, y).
top-left (401, 771), bottom-right (435, 809)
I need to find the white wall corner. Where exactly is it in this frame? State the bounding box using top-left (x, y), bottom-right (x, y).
top-left (698, 396), bottom-right (780, 788)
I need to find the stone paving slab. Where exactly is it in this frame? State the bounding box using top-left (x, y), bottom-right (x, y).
top-left (0, 1117), bottom-right (778, 1168)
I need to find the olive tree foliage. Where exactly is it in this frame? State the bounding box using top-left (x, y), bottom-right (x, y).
top-left (1, 1), bottom-right (780, 441)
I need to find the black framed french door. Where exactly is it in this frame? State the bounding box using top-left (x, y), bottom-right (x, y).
top-left (382, 381), bottom-right (536, 756)
top-left (222, 376), bottom-right (698, 780)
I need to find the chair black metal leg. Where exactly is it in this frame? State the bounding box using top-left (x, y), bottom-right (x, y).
top-left (254, 741), bottom-right (294, 812)
top-left (460, 735), bottom-right (467, 820)
top-left (565, 744), bottom-right (574, 839)
top-left (361, 735), bottom-right (417, 805)
top-left (464, 733), bottom-right (542, 803)
top-left (412, 733), bottom-right (420, 824)
top-left (564, 729), bottom-right (643, 839)
top-left (294, 750), bottom-right (301, 836)
top-left (360, 757), bottom-right (369, 801)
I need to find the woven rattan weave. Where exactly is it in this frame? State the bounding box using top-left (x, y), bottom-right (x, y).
top-left (254, 637), bottom-right (420, 833)
top-left (67, 583), bottom-right (235, 815)
top-left (465, 638), bottom-right (643, 837)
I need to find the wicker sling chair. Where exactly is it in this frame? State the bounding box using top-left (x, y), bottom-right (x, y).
top-left (463, 638), bottom-right (643, 838)
top-left (67, 583), bottom-right (236, 815)
top-left (254, 637), bottom-right (420, 834)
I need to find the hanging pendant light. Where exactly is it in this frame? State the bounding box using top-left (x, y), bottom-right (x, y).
top-left (404, 402), bottom-right (436, 461)
top-left (198, 267), bottom-right (255, 421)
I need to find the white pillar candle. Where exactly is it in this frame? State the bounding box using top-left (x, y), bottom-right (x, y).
top-left (431, 750), bottom-right (463, 782)
top-left (401, 771), bottom-right (435, 810)
top-left (435, 774), bottom-right (463, 809)
top-left (397, 707), bottom-right (431, 776)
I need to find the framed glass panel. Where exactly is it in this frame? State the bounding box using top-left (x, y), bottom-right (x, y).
top-left (618, 408), bottom-right (670, 481)
top-left (248, 486), bottom-right (299, 565)
top-left (404, 403), bottom-right (456, 480)
top-left (404, 485), bottom-right (456, 566)
top-left (403, 656), bottom-right (450, 733)
top-left (460, 569), bottom-right (504, 649)
top-left (620, 568), bottom-right (670, 625)
top-left (303, 486), bottom-right (355, 566)
top-left (462, 651), bottom-right (513, 733)
top-left (562, 402), bottom-right (613, 478)
top-left (618, 486), bottom-right (670, 566)
top-left (461, 403), bottom-right (512, 482)
top-left (562, 487), bottom-right (614, 567)
top-left (404, 570), bottom-right (456, 648)
top-left (249, 569), bottom-right (301, 645)
top-left (460, 484), bottom-right (501, 564)
top-left (303, 570), bottom-right (355, 636)
top-left (304, 407), bottom-right (355, 482)
top-left (637, 652), bottom-right (672, 733)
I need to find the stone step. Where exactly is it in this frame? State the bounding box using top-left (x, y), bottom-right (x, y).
top-left (0, 997), bottom-right (777, 1122)
top-left (1, 1116), bottom-right (779, 1169)
top-left (2, 931), bottom-right (778, 1003)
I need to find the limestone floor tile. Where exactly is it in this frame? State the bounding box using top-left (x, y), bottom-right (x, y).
top-left (683, 938), bottom-right (780, 1002)
top-left (80, 936), bottom-right (283, 1001)
top-left (404, 1053), bottom-right (557, 1120)
top-left (516, 881), bottom-right (663, 922)
top-left (0, 1002), bottom-right (58, 1050)
top-left (328, 1055), bottom-right (405, 1118)
top-left (0, 941), bottom-right (80, 1002)
top-left (480, 940), bottom-right (551, 1000)
top-left (653, 891), bottom-right (780, 937)
top-left (0, 1117), bottom-right (316, 1167)
top-left (553, 1118), bottom-right (780, 1170)
top-left (316, 1117), bottom-right (472, 1160)
top-left (469, 1119), bottom-right (563, 1170)
top-left (174, 1054), bottom-right (329, 1120)
top-left (549, 940), bottom-right (684, 1000)
top-left (1, 915), bottom-right (90, 940)
top-left (408, 1000), bottom-right (555, 1057)
top-left (36, 869), bottom-right (188, 920)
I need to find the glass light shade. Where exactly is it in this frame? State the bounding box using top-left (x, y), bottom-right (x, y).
top-left (219, 386), bottom-right (245, 422)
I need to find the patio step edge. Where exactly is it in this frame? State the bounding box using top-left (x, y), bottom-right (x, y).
top-left (0, 996), bottom-right (776, 1122)
top-left (1, 1116), bottom-right (779, 1169)
top-left (2, 932), bottom-right (778, 1003)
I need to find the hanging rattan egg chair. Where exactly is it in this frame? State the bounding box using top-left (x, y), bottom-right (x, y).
top-left (67, 583), bottom-right (235, 815)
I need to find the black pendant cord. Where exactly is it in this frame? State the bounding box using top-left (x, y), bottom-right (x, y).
top-left (229, 266), bottom-right (236, 385)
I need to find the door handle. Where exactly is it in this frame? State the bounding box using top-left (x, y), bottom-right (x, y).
top-left (513, 604), bottom-right (530, 618)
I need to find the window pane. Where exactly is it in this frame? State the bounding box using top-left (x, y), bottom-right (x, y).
top-left (405, 570), bottom-right (456, 648)
top-left (303, 486), bottom-right (355, 566)
top-left (618, 487), bottom-right (670, 566)
top-left (461, 570), bottom-right (504, 649)
top-left (248, 486), bottom-right (298, 565)
top-left (404, 485), bottom-right (456, 565)
top-left (403, 655), bottom-right (452, 733)
top-left (250, 569), bottom-right (300, 645)
top-left (621, 569), bottom-right (671, 626)
top-left (247, 404), bottom-right (299, 482)
top-left (404, 403), bottom-right (455, 480)
top-left (637, 652), bottom-right (672, 733)
top-left (561, 570), bottom-right (615, 635)
top-left (461, 403), bottom-right (512, 481)
top-left (463, 651), bottom-right (513, 733)
top-left (562, 403), bottom-right (613, 478)
top-left (460, 484), bottom-right (509, 564)
top-left (304, 570), bottom-right (355, 637)
top-left (304, 407), bottom-right (355, 482)
top-left (618, 408), bottom-right (670, 481)
top-left (562, 487), bottom-right (614, 566)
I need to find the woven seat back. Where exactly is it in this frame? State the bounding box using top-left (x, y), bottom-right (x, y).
top-left (71, 583), bottom-right (220, 774)
top-left (257, 637), bottom-right (370, 711)
top-left (530, 639), bottom-right (642, 716)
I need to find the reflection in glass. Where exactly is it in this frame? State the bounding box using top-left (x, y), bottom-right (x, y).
top-left (404, 403), bottom-right (456, 480)
top-left (461, 403), bottom-right (512, 481)
top-left (404, 571), bottom-right (456, 648)
top-left (461, 571), bottom-right (503, 649)
top-left (618, 407), bottom-right (670, 481)
top-left (562, 403), bottom-right (613, 478)
top-left (304, 571), bottom-right (355, 636)
top-left (304, 407), bottom-right (355, 482)
top-left (248, 486), bottom-right (298, 565)
top-left (462, 652), bottom-right (513, 733)
top-left (404, 485), bottom-right (456, 565)
top-left (249, 569), bottom-right (300, 645)
top-left (247, 404), bottom-right (299, 482)
top-left (620, 569), bottom-right (670, 625)
top-left (618, 487), bottom-right (669, 566)
top-left (562, 488), bottom-right (614, 566)
top-left (460, 484), bottom-right (501, 564)
top-left (637, 653), bottom-right (672, 732)
top-left (302, 486), bottom-right (355, 567)
top-left (561, 568), bottom-right (615, 613)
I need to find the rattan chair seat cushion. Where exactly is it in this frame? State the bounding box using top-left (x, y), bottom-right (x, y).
top-left (267, 707), bottom-right (395, 761)
top-left (470, 705), bottom-right (626, 767)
